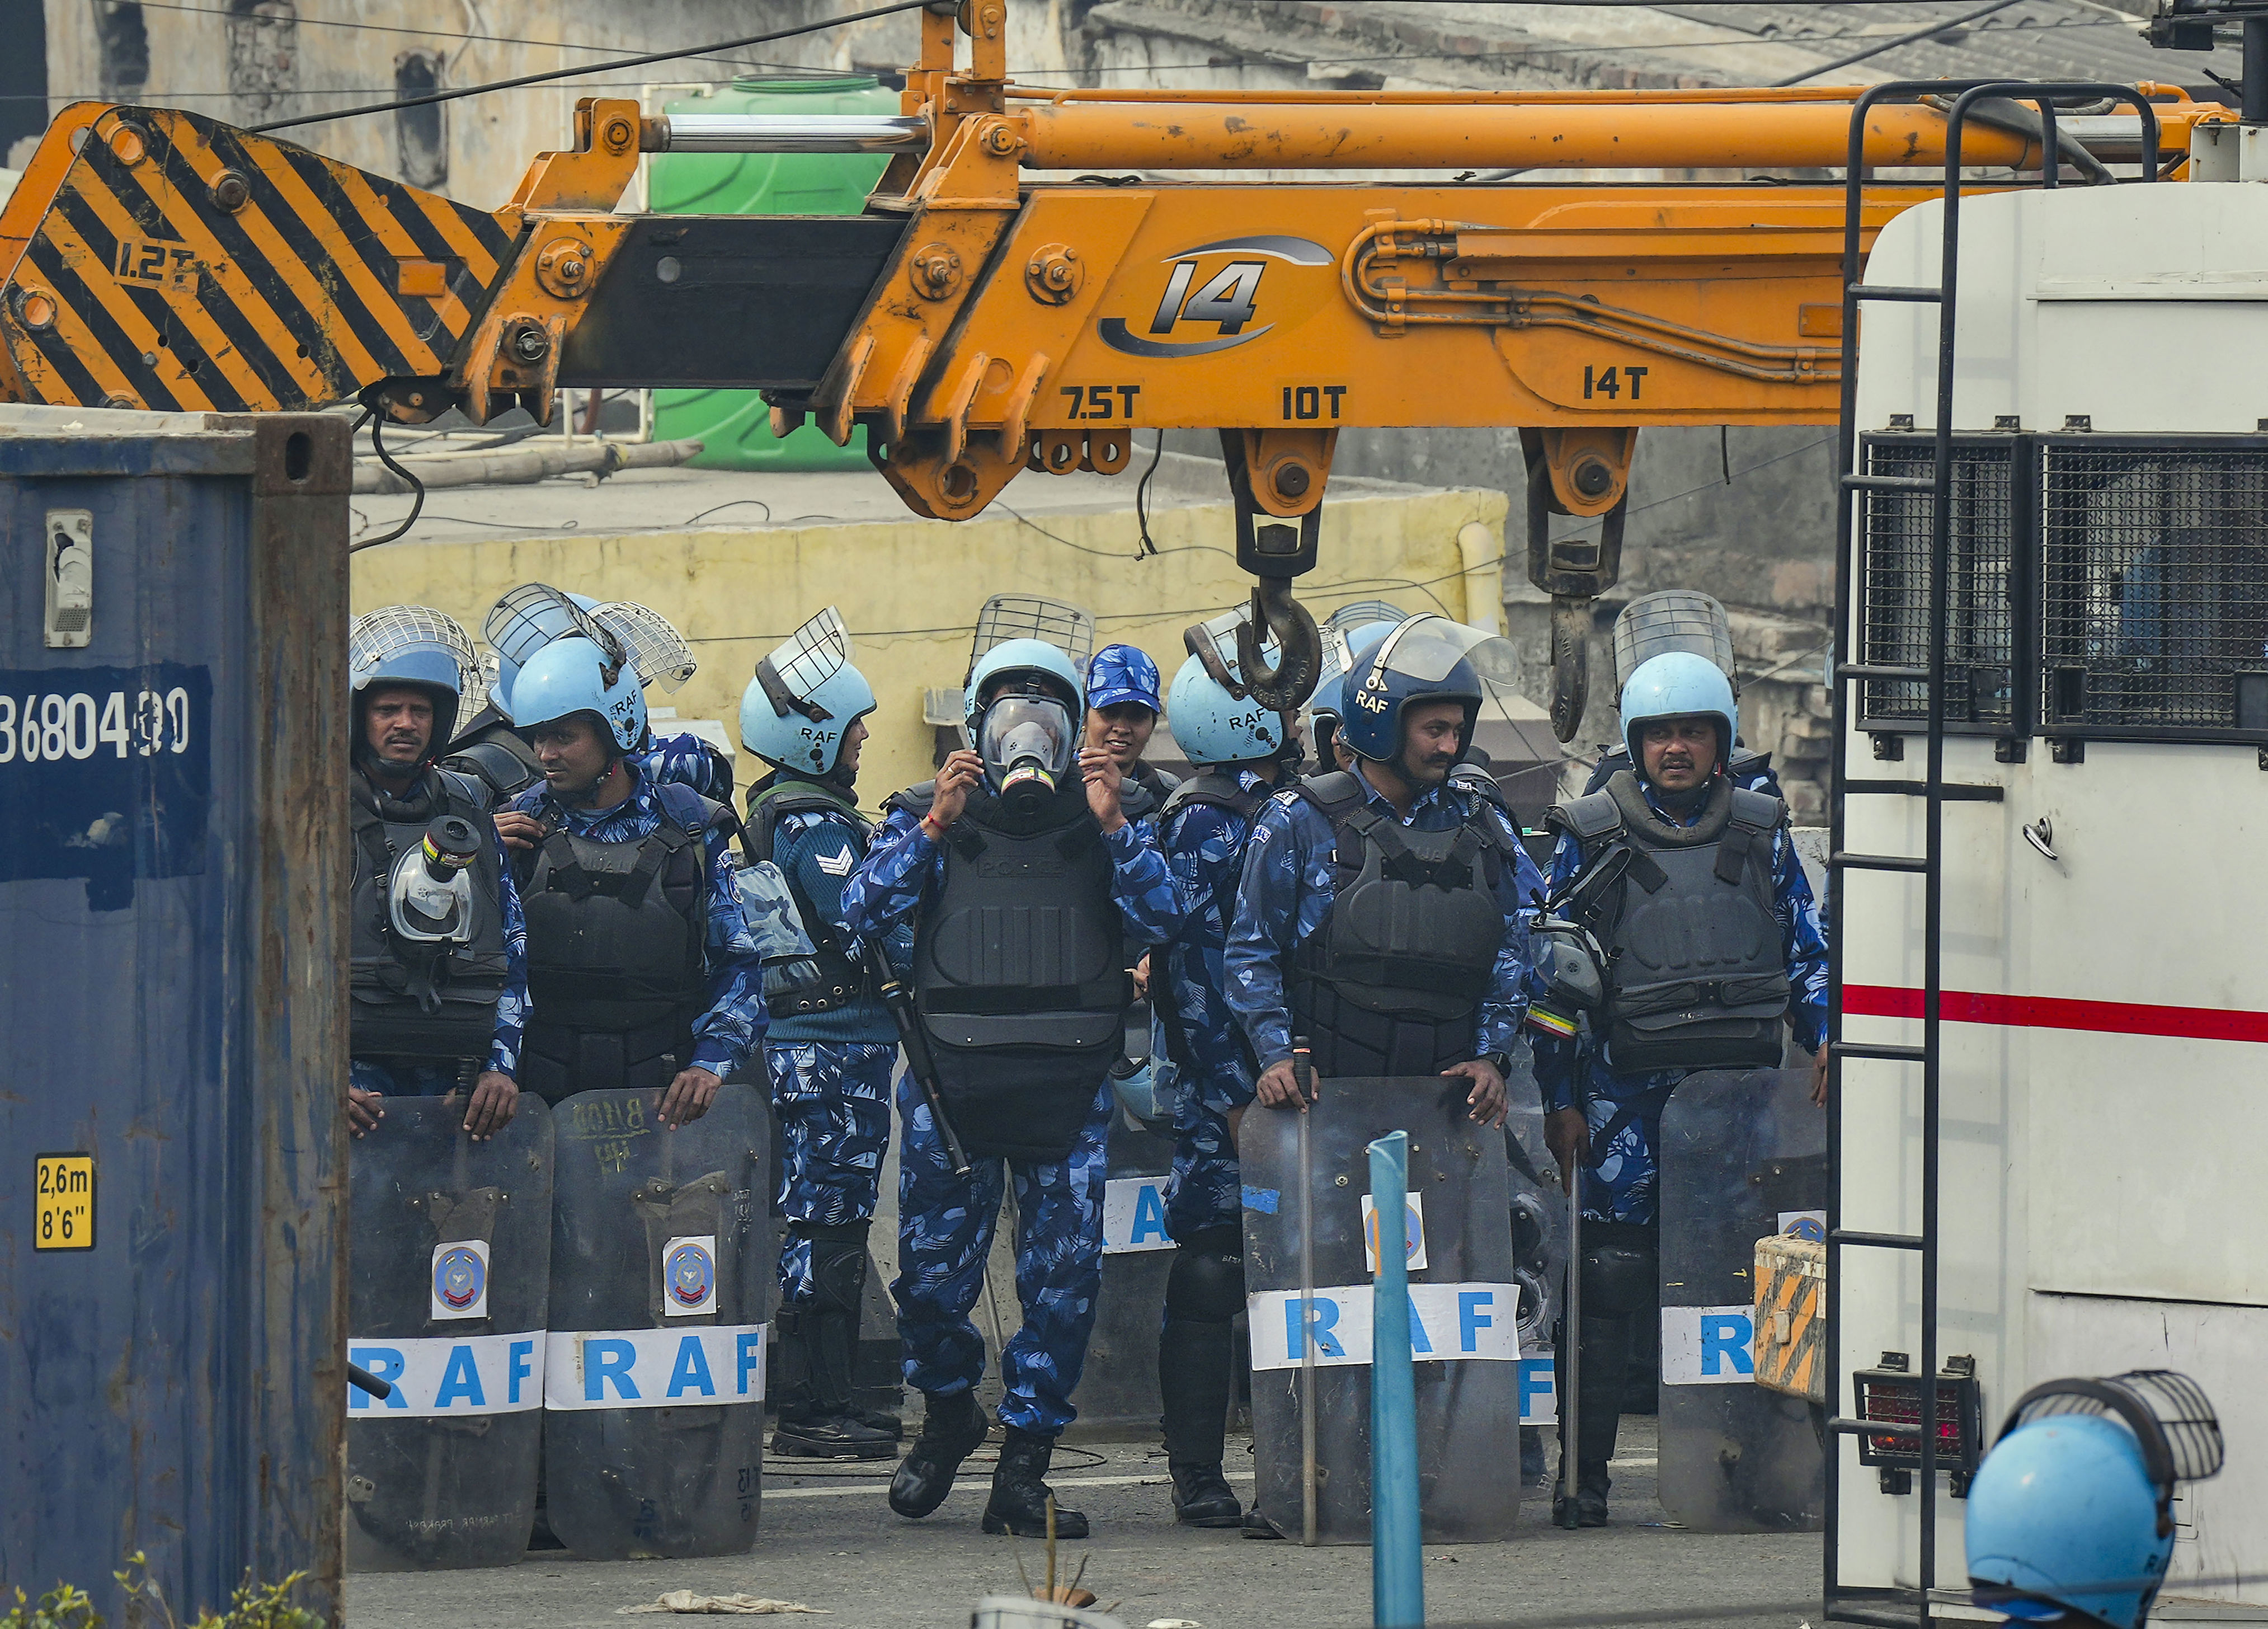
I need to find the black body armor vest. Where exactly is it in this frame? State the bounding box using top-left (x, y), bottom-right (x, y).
top-left (744, 773), bottom-right (870, 1017)
top-left (439, 708), bottom-right (544, 808)
top-left (349, 768), bottom-right (510, 1060)
top-left (892, 774), bottom-right (1131, 1162)
top-left (1548, 770), bottom-right (1791, 1074)
top-left (1290, 771), bottom-right (1513, 1078)
top-left (513, 785), bottom-right (722, 1102)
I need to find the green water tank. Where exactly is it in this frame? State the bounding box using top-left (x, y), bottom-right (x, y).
top-left (648, 76), bottom-right (894, 471)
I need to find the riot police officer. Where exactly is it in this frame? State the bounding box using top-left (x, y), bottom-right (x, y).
top-left (1150, 645), bottom-right (1304, 1529)
top-left (501, 622), bottom-right (766, 1124)
top-left (1084, 643), bottom-right (1178, 818)
top-left (738, 609), bottom-right (906, 1459)
top-left (345, 607), bottom-right (524, 1140)
top-left (1225, 616), bottom-right (1543, 1115)
top-left (1534, 650), bottom-right (1828, 1527)
top-left (446, 585), bottom-right (731, 807)
top-left (844, 638), bottom-right (1179, 1539)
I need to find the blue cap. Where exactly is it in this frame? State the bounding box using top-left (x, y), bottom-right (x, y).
top-left (1086, 644), bottom-right (1162, 715)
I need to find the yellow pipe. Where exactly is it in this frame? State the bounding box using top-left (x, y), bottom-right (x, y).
top-left (1016, 100), bottom-right (2190, 173)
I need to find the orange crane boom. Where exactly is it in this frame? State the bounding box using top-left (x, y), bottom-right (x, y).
top-left (0, 0), bottom-right (2218, 724)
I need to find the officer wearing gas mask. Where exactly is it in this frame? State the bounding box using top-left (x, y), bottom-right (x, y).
top-left (446, 585), bottom-right (731, 809)
top-left (843, 638), bottom-right (1179, 1540)
top-left (737, 609), bottom-right (909, 1460)
top-left (1149, 640), bottom-right (1305, 1531)
top-left (1531, 651), bottom-right (1828, 1527)
top-left (501, 616), bottom-right (766, 1126)
top-left (345, 607), bottom-right (525, 1141)
top-left (1225, 616), bottom-right (1544, 1120)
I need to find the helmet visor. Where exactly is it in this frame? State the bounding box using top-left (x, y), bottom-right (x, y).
top-left (594, 601), bottom-right (699, 693)
top-left (978, 696), bottom-right (1077, 790)
top-left (1364, 614), bottom-right (1521, 688)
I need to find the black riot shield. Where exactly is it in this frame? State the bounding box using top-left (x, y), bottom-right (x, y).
top-left (1071, 1104), bottom-right (1179, 1437)
top-left (1237, 1077), bottom-right (1521, 1544)
top-left (1657, 1067), bottom-right (1826, 1532)
top-left (346, 1095), bottom-right (555, 1571)
top-left (546, 1085), bottom-right (771, 1560)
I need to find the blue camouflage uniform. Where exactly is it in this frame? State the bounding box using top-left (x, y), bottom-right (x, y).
top-left (1533, 760), bottom-right (1829, 1225)
top-left (1225, 772), bottom-right (1546, 1075)
top-left (641, 730), bottom-right (734, 802)
top-left (506, 760), bottom-right (769, 1080)
top-left (759, 777), bottom-right (914, 1308)
top-left (350, 764), bottom-right (531, 1102)
top-left (843, 803), bottom-right (1179, 1436)
top-left (1156, 767), bottom-right (1277, 1240)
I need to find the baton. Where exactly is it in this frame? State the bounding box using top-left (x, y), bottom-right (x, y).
top-left (1293, 1035), bottom-right (1319, 1546)
top-left (860, 938), bottom-right (973, 1179)
top-left (1558, 1142), bottom-right (1583, 1529)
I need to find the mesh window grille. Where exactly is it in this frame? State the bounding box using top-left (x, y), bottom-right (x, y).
top-left (2039, 447), bottom-right (2268, 736)
top-left (1858, 441), bottom-right (2018, 729)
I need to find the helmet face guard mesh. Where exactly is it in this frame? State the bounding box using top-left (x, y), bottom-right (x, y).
top-left (484, 584), bottom-right (626, 678)
top-left (350, 604), bottom-right (478, 696)
top-left (968, 594), bottom-right (1095, 682)
top-left (756, 607), bottom-right (851, 721)
top-left (593, 600), bottom-right (699, 692)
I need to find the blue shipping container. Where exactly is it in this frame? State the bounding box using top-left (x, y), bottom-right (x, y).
top-left (0, 409), bottom-right (351, 1621)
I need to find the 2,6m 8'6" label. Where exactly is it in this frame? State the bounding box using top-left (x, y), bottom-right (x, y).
top-left (34, 1153), bottom-right (95, 1250)
top-left (0, 688), bottom-right (190, 763)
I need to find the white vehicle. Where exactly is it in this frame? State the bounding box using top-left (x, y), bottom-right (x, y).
top-left (1828, 69), bottom-right (2268, 1619)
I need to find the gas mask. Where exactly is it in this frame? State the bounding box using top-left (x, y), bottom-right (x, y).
top-left (1526, 913), bottom-right (1607, 1044)
top-left (977, 694), bottom-right (1076, 819)
top-left (389, 815), bottom-right (481, 948)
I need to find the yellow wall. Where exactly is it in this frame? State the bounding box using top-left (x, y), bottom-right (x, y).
top-left (352, 489), bottom-right (1509, 805)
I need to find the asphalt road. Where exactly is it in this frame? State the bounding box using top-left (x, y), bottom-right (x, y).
top-left (345, 1419), bottom-right (1820, 1629)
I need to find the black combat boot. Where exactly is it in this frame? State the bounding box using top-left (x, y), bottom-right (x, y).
top-left (981, 1426), bottom-right (1089, 1538)
top-left (888, 1389), bottom-right (991, 1518)
top-left (1158, 1225), bottom-right (1245, 1529)
top-left (774, 1233), bottom-right (897, 1459)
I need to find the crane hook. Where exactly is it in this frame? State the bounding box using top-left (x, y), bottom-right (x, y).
top-left (1236, 574), bottom-right (1322, 712)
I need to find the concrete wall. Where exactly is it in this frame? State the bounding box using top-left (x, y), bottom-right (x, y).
top-left (349, 486), bottom-right (1508, 805)
top-left (33, 0), bottom-right (927, 201)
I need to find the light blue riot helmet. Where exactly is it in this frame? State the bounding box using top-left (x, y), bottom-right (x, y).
top-left (508, 631), bottom-right (647, 754)
top-left (1965, 1372), bottom-right (2223, 1629)
top-left (1167, 651), bottom-right (1283, 767)
top-left (966, 637), bottom-right (1084, 816)
top-left (740, 607), bottom-right (876, 779)
top-left (1619, 649), bottom-right (1738, 774)
top-left (1338, 614), bottom-right (1517, 768)
top-left (349, 604), bottom-right (478, 754)
top-left (483, 585), bottom-right (600, 722)
top-left (1087, 644), bottom-right (1163, 715)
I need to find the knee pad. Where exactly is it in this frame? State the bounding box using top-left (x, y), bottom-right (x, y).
top-left (1578, 1236), bottom-right (1659, 1319)
top-left (1166, 1228), bottom-right (1245, 1325)
top-left (796, 1221), bottom-right (872, 1315)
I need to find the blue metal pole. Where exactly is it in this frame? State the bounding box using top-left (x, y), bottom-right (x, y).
top-left (1368, 1130), bottom-right (1424, 1628)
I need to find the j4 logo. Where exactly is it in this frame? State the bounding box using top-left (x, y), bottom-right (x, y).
top-left (1099, 236), bottom-right (1333, 359)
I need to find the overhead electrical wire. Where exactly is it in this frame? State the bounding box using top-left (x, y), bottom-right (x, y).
top-left (1776, 0), bottom-right (2035, 84)
top-left (243, 0), bottom-right (936, 135)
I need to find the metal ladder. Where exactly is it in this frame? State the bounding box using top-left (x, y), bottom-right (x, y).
top-left (1822, 82), bottom-right (2162, 1629)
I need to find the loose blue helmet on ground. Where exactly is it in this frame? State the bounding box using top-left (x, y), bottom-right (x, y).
top-left (1167, 651), bottom-right (1283, 766)
top-left (1619, 649), bottom-right (1739, 771)
top-left (509, 628), bottom-right (647, 753)
top-left (1966, 1372), bottom-right (2223, 1629)
top-left (1087, 644), bottom-right (1163, 715)
top-left (741, 607), bottom-right (876, 777)
top-left (1338, 614), bottom-right (1517, 767)
top-left (349, 605), bottom-right (478, 749)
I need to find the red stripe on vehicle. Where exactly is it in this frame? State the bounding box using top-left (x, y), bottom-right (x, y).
top-left (1841, 985), bottom-right (2268, 1046)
